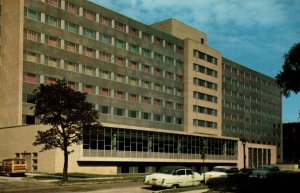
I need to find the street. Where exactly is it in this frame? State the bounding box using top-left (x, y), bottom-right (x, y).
top-left (0, 176), bottom-right (154, 193)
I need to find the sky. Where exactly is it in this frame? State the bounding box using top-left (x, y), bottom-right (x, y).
top-left (90, 0), bottom-right (300, 123)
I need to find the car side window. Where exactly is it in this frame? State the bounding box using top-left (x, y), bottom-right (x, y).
top-left (186, 170), bottom-right (193, 175)
top-left (176, 170), bottom-right (186, 176)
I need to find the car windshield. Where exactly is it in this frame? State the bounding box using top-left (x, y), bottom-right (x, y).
top-left (157, 168), bottom-right (176, 174)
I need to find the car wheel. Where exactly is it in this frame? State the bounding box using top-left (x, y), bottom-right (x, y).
top-left (171, 184), bottom-right (178, 189)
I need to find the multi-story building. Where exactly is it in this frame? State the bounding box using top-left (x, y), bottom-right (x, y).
top-left (222, 58), bottom-right (282, 167)
top-left (0, 0), bottom-right (280, 173)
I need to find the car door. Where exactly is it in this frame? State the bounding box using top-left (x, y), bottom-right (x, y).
top-left (176, 169), bottom-right (194, 187)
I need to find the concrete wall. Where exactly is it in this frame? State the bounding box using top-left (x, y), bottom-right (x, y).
top-left (0, 0), bottom-right (24, 127)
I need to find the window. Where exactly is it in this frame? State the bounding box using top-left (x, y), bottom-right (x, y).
top-left (100, 88), bottom-right (110, 97)
top-left (142, 48), bottom-right (151, 57)
top-left (115, 39), bottom-right (126, 49)
top-left (83, 66), bottom-right (96, 76)
top-left (83, 9), bottom-right (96, 21)
top-left (142, 112), bottom-right (150, 120)
top-left (115, 21), bottom-right (126, 32)
top-left (154, 53), bottom-right (163, 62)
top-left (24, 73), bottom-right (39, 83)
top-left (129, 94), bottom-right (137, 102)
top-left (100, 15), bottom-right (111, 26)
top-left (176, 60), bottom-right (183, 68)
top-left (154, 68), bottom-right (162, 76)
top-left (45, 35), bottom-right (60, 47)
top-left (142, 96), bottom-right (151, 104)
top-left (116, 91), bottom-right (125, 100)
top-left (129, 27), bottom-right (138, 37)
top-left (23, 93), bottom-right (35, 104)
top-left (100, 106), bottom-right (111, 114)
top-left (24, 30), bottom-right (40, 42)
top-left (65, 41), bottom-right (79, 53)
top-left (176, 75), bottom-right (183, 82)
top-left (101, 70), bottom-right (111, 79)
top-left (142, 64), bottom-right (150, 73)
top-left (47, 77), bottom-right (57, 85)
top-left (130, 61), bottom-right (138, 70)
top-left (154, 37), bottom-right (163, 46)
top-left (65, 2), bottom-right (79, 15)
top-left (129, 44), bottom-right (139, 54)
top-left (100, 34), bottom-right (112, 44)
top-left (46, 0), bottom-right (61, 7)
top-left (115, 74), bottom-right (125, 83)
top-left (129, 77), bottom-right (138, 86)
top-left (166, 41), bottom-right (174, 50)
top-left (165, 56), bottom-right (174, 65)
top-left (142, 32), bottom-right (151, 42)
top-left (83, 47), bottom-right (96, 58)
top-left (176, 118), bottom-right (182, 125)
top-left (65, 21), bottom-right (79, 34)
top-left (128, 110), bottom-right (138, 118)
top-left (165, 87), bottom-right (173, 94)
top-left (154, 114), bottom-right (162, 121)
top-left (83, 28), bottom-right (96, 39)
top-left (154, 99), bottom-right (162, 107)
top-left (165, 72), bottom-right (173, 80)
top-left (67, 81), bottom-right (78, 90)
top-left (115, 108), bottom-right (125, 116)
top-left (154, 84), bottom-right (163, 92)
top-left (115, 56), bottom-right (125, 66)
top-left (165, 101), bottom-right (173, 108)
top-left (83, 85), bottom-right (95, 94)
top-left (45, 15), bottom-right (60, 27)
top-left (65, 61), bottom-right (79, 72)
top-left (24, 8), bottom-right (41, 21)
top-left (171, 103), bottom-right (180, 110)
top-left (165, 116), bottom-right (173, 123)
top-left (45, 56), bottom-right (60, 67)
top-left (24, 51), bottom-right (40, 63)
top-left (176, 46), bottom-right (183, 54)
top-left (99, 51), bottom-right (111, 62)
top-left (142, 81), bottom-right (150, 89)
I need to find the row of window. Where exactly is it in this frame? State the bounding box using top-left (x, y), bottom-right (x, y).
top-left (193, 105), bottom-right (218, 116)
top-left (23, 74), bottom-right (183, 110)
top-left (83, 127), bottom-right (237, 156)
top-left (193, 50), bottom-right (218, 65)
top-left (193, 91), bottom-right (218, 104)
top-left (24, 28), bottom-right (183, 80)
top-left (193, 77), bottom-right (218, 90)
top-left (223, 125), bottom-right (281, 138)
top-left (223, 112), bottom-right (280, 127)
top-left (223, 89), bottom-right (280, 111)
top-left (42, 0), bottom-right (183, 52)
top-left (223, 76), bottom-right (281, 100)
top-left (26, 3), bottom-right (184, 61)
top-left (99, 106), bottom-right (182, 125)
top-left (193, 63), bottom-right (218, 78)
top-left (193, 119), bottom-right (218, 129)
top-left (23, 52), bottom-right (184, 97)
top-left (223, 63), bottom-right (280, 90)
top-left (223, 100), bottom-right (280, 119)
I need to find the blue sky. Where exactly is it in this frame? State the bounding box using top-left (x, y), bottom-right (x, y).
top-left (91, 0), bottom-right (300, 123)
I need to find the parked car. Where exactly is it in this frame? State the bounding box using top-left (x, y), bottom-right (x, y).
top-left (144, 166), bottom-right (202, 189)
top-left (251, 165), bottom-right (280, 178)
top-left (203, 166), bottom-right (239, 182)
top-left (0, 158), bottom-right (27, 177)
top-left (239, 168), bottom-right (255, 177)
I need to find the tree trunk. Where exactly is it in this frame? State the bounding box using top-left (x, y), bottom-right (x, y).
top-left (63, 145), bottom-right (68, 181)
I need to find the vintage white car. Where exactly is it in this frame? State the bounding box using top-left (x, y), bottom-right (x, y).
top-left (144, 166), bottom-right (203, 189)
top-left (203, 165), bottom-right (239, 182)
